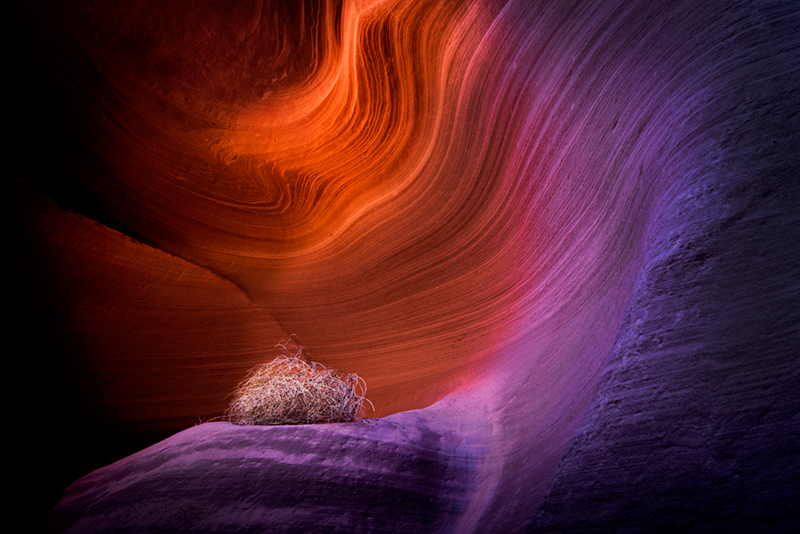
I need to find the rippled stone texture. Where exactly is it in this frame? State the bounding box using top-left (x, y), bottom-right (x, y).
top-left (8, 0), bottom-right (798, 532)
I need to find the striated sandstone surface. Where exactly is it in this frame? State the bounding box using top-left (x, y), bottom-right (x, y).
top-left (6, 0), bottom-right (797, 532)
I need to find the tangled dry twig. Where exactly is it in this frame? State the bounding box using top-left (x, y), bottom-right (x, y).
top-left (225, 337), bottom-right (373, 425)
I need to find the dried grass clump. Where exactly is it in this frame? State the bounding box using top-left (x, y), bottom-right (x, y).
top-left (226, 337), bottom-right (373, 425)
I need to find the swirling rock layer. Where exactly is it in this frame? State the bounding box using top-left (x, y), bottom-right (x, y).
top-left (7, 0), bottom-right (798, 532)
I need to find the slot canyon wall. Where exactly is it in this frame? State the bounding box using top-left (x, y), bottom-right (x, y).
top-left (6, 0), bottom-right (798, 532)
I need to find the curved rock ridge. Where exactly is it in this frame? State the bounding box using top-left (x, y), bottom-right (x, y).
top-left (10, 178), bottom-right (288, 431)
top-left (44, 405), bottom-right (491, 534)
top-left (8, 0), bottom-right (798, 531)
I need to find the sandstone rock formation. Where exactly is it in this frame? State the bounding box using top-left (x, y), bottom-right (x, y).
top-left (7, 0), bottom-right (797, 532)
